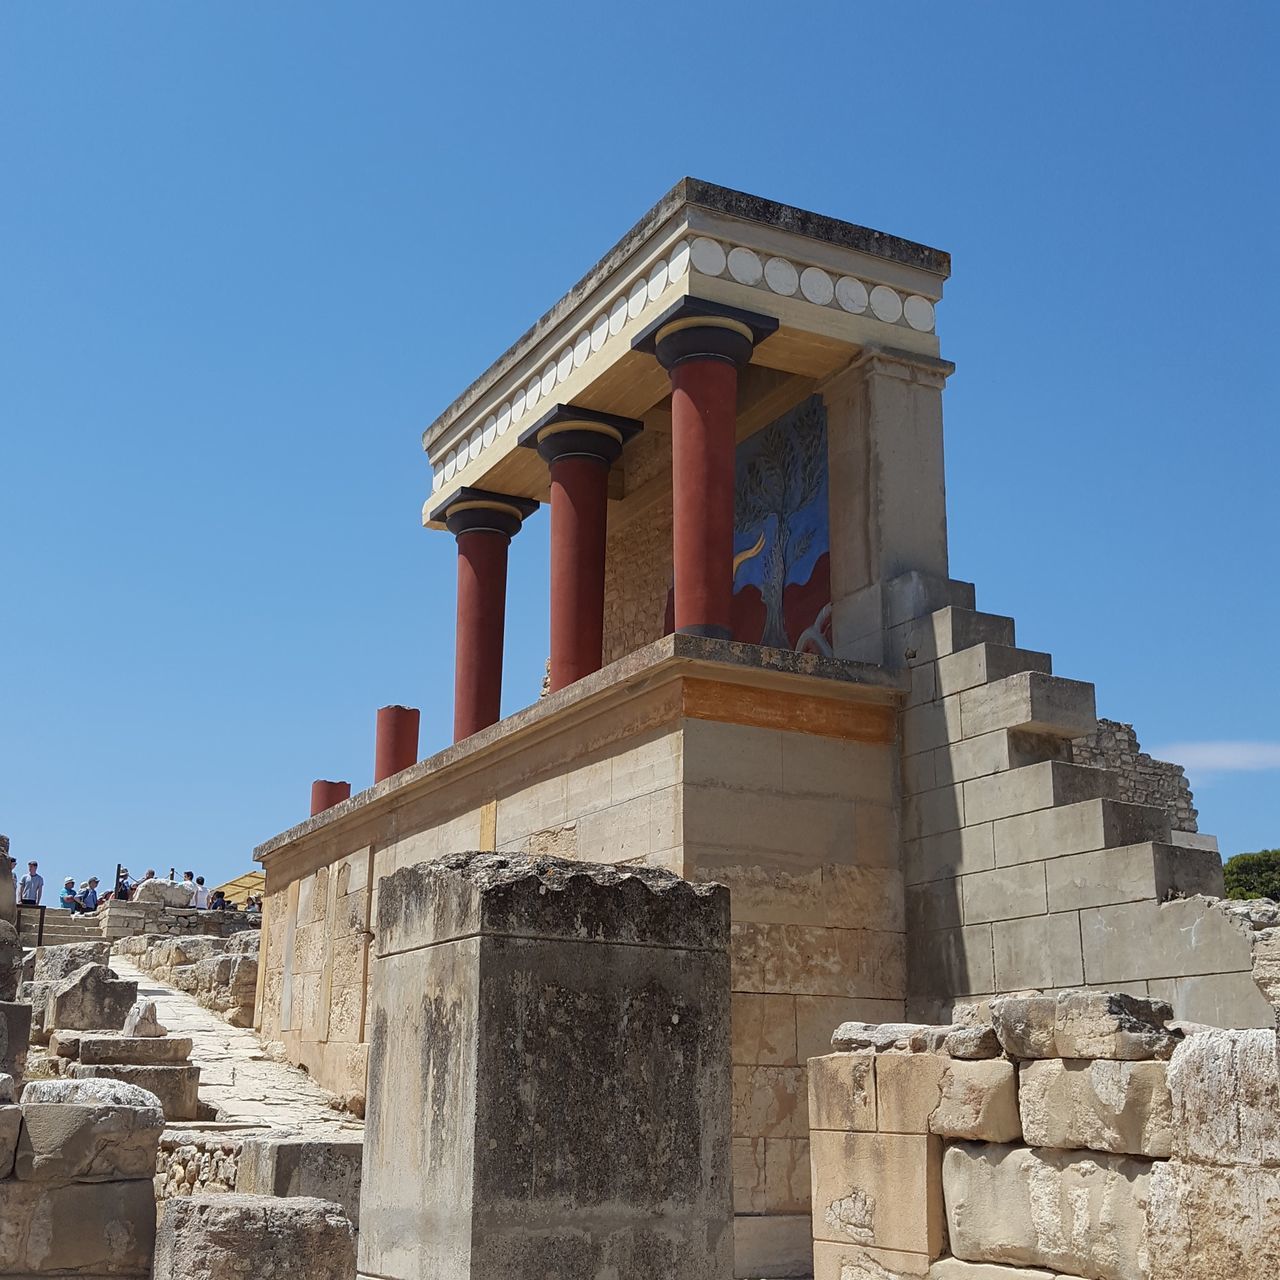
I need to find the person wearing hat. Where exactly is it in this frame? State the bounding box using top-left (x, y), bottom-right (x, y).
top-left (59, 877), bottom-right (82, 912)
top-left (80, 877), bottom-right (100, 912)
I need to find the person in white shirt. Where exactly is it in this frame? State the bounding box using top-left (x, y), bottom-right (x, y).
top-left (191, 876), bottom-right (210, 910)
top-left (18, 861), bottom-right (44, 905)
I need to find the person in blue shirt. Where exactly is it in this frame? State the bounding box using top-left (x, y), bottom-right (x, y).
top-left (59, 878), bottom-right (81, 911)
top-left (80, 877), bottom-right (100, 912)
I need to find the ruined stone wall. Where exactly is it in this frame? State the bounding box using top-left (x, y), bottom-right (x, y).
top-left (1072, 718), bottom-right (1198, 833)
top-left (808, 986), bottom-right (1280, 1279)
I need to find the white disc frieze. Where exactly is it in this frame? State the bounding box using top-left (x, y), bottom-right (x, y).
top-left (764, 256), bottom-right (799, 296)
top-left (482, 415), bottom-right (497, 447)
top-left (467, 428), bottom-right (482, 461)
top-left (800, 266), bottom-right (834, 305)
top-left (690, 236), bottom-right (727, 276)
top-left (903, 295), bottom-right (935, 332)
top-left (590, 313), bottom-right (609, 353)
top-left (497, 402), bottom-right (512, 436)
top-left (646, 259), bottom-right (669, 303)
top-left (432, 463), bottom-right (443, 492)
top-left (869, 285), bottom-right (903, 323)
top-left (727, 247), bottom-right (763, 286)
top-left (526, 376), bottom-right (542, 410)
top-left (627, 278), bottom-right (648, 320)
top-left (667, 239), bottom-right (690, 281)
top-left (835, 276), bottom-right (868, 312)
top-left (608, 296), bottom-right (628, 336)
top-left (556, 347), bottom-right (574, 383)
top-left (444, 449), bottom-right (457, 481)
top-left (540, 363), bottom-right (556, 396)
top-left (572, 330), bottom-right (591, 368)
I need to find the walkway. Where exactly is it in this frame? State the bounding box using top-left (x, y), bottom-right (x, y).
top-left (109, 957), bottom-right (364, 1138)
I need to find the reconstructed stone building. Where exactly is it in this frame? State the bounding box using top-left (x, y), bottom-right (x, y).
top-left (253, 180), bottom-right (1265, 1277)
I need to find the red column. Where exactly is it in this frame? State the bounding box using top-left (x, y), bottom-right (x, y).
top-left (375, 705), bottom-right (420, 782)
top-left (669, 358), bottom-right (739, 638)
top-left (310, 779), bottom-right (351, 816)
top-left (453, 531), bottom-right (509, 740)
top-left (547, 455), bottom-right (608, 692)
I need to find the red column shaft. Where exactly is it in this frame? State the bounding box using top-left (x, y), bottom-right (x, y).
top-left (310, 779), bottom-right (351, 816)
top-left (669, 357), bottom-right (739, 637)
top-left (454, 530), bottom-right (509, 741)
top-left (374, 705), bottom-right (420, 783)
top-left (548, 455), bottom-right (609, 692)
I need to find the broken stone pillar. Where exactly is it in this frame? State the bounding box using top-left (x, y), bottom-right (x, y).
top-left (360, 852), bottom-right (733, 1280)
top-left (44, 962), bottom-right (137, 1038)
top-left (152, 1193), bottom-right (356, 1280)
top-left (0, 1000), bottom-right (31, 1082)
top-left (237, 1134), bottom-right (363, 1227)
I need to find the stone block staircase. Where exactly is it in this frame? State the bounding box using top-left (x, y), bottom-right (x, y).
top-left (883, 572), bottom-right (1263, 1029)
top-left (16, 906), bottom-right (105, 948)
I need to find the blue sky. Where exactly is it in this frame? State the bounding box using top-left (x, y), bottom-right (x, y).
top-left (2, 3), bottom-right (1276, 888)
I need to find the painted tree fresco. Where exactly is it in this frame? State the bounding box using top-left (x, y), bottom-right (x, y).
top-left (730, 395), bottom-right (831, 652)
top-left (662, 395), bottom-right (832, 652)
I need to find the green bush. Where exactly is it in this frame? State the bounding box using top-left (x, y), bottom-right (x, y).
top-left (1223, 849), bottom-right (1280, 902)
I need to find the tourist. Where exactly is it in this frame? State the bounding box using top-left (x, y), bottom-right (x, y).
top-left (180, 870), bottom-right (195, 902)
top-left (209, 889), bottom-right (229, 911)
top-left (59, 877), bottom-right (82, 911)
top-left (18, 860), bottom-right (44, 906)
top-left (80, 877), bottom-right (100, 912)
top-left (245, 896), bottom-right (261, 915)
top-left (191, 875), bottom-right (210, 909)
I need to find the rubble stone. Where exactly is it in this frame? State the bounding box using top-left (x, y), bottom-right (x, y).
top-left (0, 1104), bottom-right (18, 1177)
top-left (943, 1142), bottom-right (1152, 1280)
top-left (1018, 1058), bottom-right (1173, 1157)
top-left (1054, 989), bottom-right (1179, 1060)
top-left (133, 877), bottom-right (194, 907)
top-left (930, 1060), bottom-right (1021, 1143)
top-left (16, 1095), bottom-right (164, 1182)
top-left (152, 1193), bottom-right (356, 1280)
top-left (124, 997), bottom-right (167, 1037)
top-left (32, 940), bottom-right (111, 984)
top-left (0, 920), bottom-right (21, 1001)
top-left (990, 995), bottom-right (1056, 1059)
top-left (0, 1000), bottom-right (31, 1079)
top-left (236, 1135), bottom-right (364, 1227)
top-left (0, 1072), bottom-right (13, 1103)
top-left (75, 1033), bottom-right (194, 1065)
top-left (21, 1076), bottom-right (163, 1107)
top-left (943, 1024), bottom-right (1002, 1059)
top-left (46, 963), bottom-right (138, 1033)
top-left (832, 1021), bottom-right (956, 1053)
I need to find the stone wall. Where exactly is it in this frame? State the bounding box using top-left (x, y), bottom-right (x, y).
top-left (807, 986), bottom-right (1280, 1278)
top-left (155, 1129), bottom-right (244, 1201)
top-left (114, 933), bottom-right (260, 1029)
top-left (96, 899), bottom-right (260, 942)
top-left (891, 577), bottom-right (1268, 1030)
top-left (1072, 719), bottom-right (1198, 833)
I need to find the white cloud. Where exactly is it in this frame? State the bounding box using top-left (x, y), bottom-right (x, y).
top-left (1151, 741), bottom-right (1280, 774)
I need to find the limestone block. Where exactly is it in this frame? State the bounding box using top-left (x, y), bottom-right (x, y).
top-left (236, 1136), bottom-right (364, 1227)
top-left (1145, 1158), bottom-right (1280, 1279)
top-left (123, 997), bottom-right (167, 1037)
top-left (0, 1104), bottom-right (18, 1177)
top-left (906, 824), bottom-right (995, 885)
top-left (1045, 842), bottom-right (1225, 913)
top-left (808, 1053), bottom-right (876, 1132)
top-left (1018, 1059), bottom-right (1173, 1157)
top-left (934, 730), bottom-right (1071, 788)
top-left (810, 1129), bottom-right (945, 1257)
top-left (21, 1076), bottom-right (163, 1106)
top-left (906, 924), bottom-right (994, 1000)
top-left (963, 761), bottom-right (1114, 827)
top-left (66, 1062), bottom-right (199, 1120)
top-left (991, 994), bottom-right (1056, 1059)
top-left (876, 1052), bottom-right (948, 1134)
top-left (733, 1063), bottom-right (808, 1137)
top-left (153, 1193), bottom-right (355, 1280)
top-left (833, 1022), bottom-right (940, 1053)
top-left (1251, 927), bottom-right (1280, 1021)
top-left (0, 1177), bottom-right (155, 1274)
top-left (896, 608), bottom-right (1015, 666)
top-left (1166, 1027), bottom-right (1280, 1166)
top-left (0, 919), bottom-right (20, 1001)
top-left (814, 1239), bottom-right (932, 1277)
top-left (1055, 990), bottom-right (1178, 1060)
top-left (942, 1143), bottom-right (1152, 1280)
top-left (0, 1072), bottom-right (12, 1103)
top-left (797, 996), bottom-right (904, 1063)
top-left (361, 853), bottom-right (733, 1280)
top-left (734, 1212), bottom-right (813, 1280)
top-left (930, 1060), bottom-right (1021, 1142)
top-left (959, 672), bottom-right (1096, 741)
top-left (77, 1033), bottom-right (194, 1065)
top-left (0, 999), bottom-right (30, 1079)
top-left (928, 1262), bottom-right (1086, 1279)
top-left (46, 963), bottom-right (138, 1033)
top-left (992, 914), bottom-right (1083, 991)
top-left (908, 878), bottom-right (963, 934)
top-left (962, 863), bottom-right (1047, 926)
top-left (995, 799), bottom-right (1170, 869)
top-left (16, 1094), bottom-right (164, 1182)
top-left (733, 992), bottom-right (798, 1066)
top-left (32, 940), bottom-right (111, 983)
top-left (935, 644), bottom-right (1053, 698)
top-left (133, 877), bottom-right (193, 907)
top-left (943, 1025), bottom-right (1001, 1059)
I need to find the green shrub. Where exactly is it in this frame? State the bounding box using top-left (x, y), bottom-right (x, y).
top-left (1223, 849), bottom-right (1280, 902)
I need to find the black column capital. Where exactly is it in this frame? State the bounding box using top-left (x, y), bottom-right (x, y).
top-left (632, 298), bottom-right (779, 371)
top-left (430, 487), bottom-right (539, 539)
top-left (518, 403), bottom-right (644, 468)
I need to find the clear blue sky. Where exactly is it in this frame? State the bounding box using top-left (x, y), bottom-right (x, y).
top-left (2, 4), bottom-right (1276, 888)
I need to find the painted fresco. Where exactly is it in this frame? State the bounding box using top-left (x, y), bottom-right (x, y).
top-left (663, 394), bottom-right (832, 653)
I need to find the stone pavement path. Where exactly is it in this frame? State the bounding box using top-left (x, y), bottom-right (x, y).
top-left (110, 957), bottom-right (363, 1138)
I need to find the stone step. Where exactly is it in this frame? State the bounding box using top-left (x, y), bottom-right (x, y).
top-left (934, 728), bottom-right (1073, 787)
top-left (894, 606), bottom-right (1017, 666)
top-left (963, 760), bottom-right (1117, 825)
top-left (994, 797), bottom-right (1172, 868)
top-left (960, 670), bottom-right (1097, 740)
top-left (936, 642), bottom-right (1052, 698)
top-left (1045, 840), bottom-right (1226, 912)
